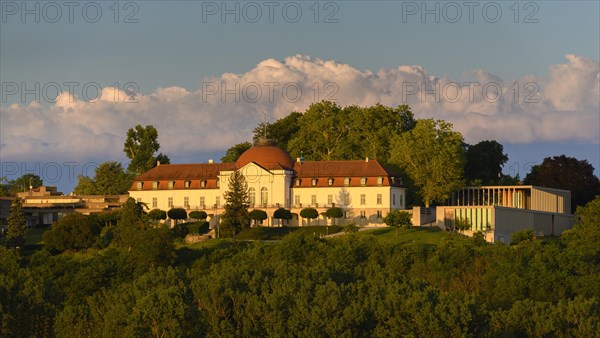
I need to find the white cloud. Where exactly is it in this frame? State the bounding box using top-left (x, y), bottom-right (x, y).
top-left (1, 54), bottom-right (598, 163)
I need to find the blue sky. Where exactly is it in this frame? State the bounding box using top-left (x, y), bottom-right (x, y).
top-left (1, 1), bottom-right (599, 192)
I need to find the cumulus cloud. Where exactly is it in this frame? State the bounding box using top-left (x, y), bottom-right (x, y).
top-left (1, 54), bottom-right (598, 163)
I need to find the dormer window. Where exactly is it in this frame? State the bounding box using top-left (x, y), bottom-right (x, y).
top-left (296, 179), bottom-right (301, 186)
top-left (360, 177), bottom-right (367, 186)
top-left (168, 181), bottom-right (174, 189)
top-left (344, 177), bottom-right (350, 186)
top-left (152, 181), bottom-right (158, 190)
top-left (184, 181), bottom-right (190, 188)
top-left (136, 181), bottom-right (142, 190)
top-left (201, 180), bottom-right (206, 188)
top-left (216, 179), bottom-right (220, 188)
top-left (377, 177), bottom-right (383, 186)
top-left (328, 178), bottom-right (333, 186)
top-left (311, 178), bottom-right (317, 186)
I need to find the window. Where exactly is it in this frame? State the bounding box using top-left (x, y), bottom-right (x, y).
top-left (327, 194), bottom-right (333, 205)
top-left (328, 178), bottom-right (333, 186)
top-left (296, 179), bottom-right (301, 186)
top-left (249, 187), bottom-right (256, 205)
top-left (377, 210), bottom-right (382, 218)
top-left (377, 177), bottom-right (383, 186)
top-left (136, 181), bottom-right (142, 190)
top-left (216, 179), bottom-right (220, 188)
top-left (393, 194), bottom-right (396, 205)
top-left (311, 178), bottom-right (317, 186)
top-left (168, 181), bottom-right (174, 189)
top-left (344, 177), bottom-right (350, 186)
top-left (311, 195), bottom-right (317, 206)
top-left (294, 195), bottom-right (300, 206)
top-left (200, 196), bottom-right (205, 208)
top-left (152, 197), bottom-right (157, 208)
top-left (215, 196), bottom-right (220, 207)
top-left (360, 211), bottom-right (366, 218)
top-left (360, 177), bottom-right (367, 186)
top-left (360, 194), bottom-right (366, 205)
top-left (168, 197), bottom-right (173, 208)
top-left (377, 194), bottom-right (382, 205)
top-left (261, 187), bottom-right (268, 206)
top-left (153, 181), bottom-right (158, 190)
top-left (185, 181), bottom-right (190, 188)
top-left (201, 180), bottom-right (206, 188)
top-left (184, 197), bottom-right (189, 209)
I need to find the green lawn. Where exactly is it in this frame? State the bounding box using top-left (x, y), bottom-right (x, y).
top-left (234, 225), bottom-right (342, 240)
top-left (357, 226), bottom-right (453, 245)
top-left (25, 227), bottom-right (49, 245)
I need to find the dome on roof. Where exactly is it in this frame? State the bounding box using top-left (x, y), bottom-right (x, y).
top-left (236, 139), bottom-right (294, 170)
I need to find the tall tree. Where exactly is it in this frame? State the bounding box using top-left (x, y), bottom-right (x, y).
top-left (0, 176), bottom-right (9, 196)
top-left (6, 198), bottom-right (27, 248)
top-left (73, 175), bottom-right (97, 195)
top-left (221, 142), bottom-right (252, 163)
top-left (524, 155), bottom-right (600, 213)
top-left (347, 104), bottom-right (416, 163)
top-left (72, 162), bottom-right (132, 195)
top-left (94, 162), bottom-right (132, 195)
top-left (221, 170), bottom-right (250, 240)
top-left (563, 195), bottom-right (600, 263)
top-left (8, 174), bottom-right (43, 194)
top-left (464, 140), bottom-right (509, 185)
top-left (253, 112), bottom-right (302, 152)
top-left (287, 101), bottom-right (352, 160)
top-left (123, 125), bottom-right (170, 175)
top-left (391, 119), bottom-right (465, 207)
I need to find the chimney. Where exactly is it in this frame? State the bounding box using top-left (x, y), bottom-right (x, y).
top-left (208, 159), bottom-right (214, 164)
top-left (365, 157), bottom-right (369, 163)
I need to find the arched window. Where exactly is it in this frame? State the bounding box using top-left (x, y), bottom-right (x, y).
top-left (261, 187), bottom-right (268, 206)
top-left (249, 187), bottom-right (256, 206)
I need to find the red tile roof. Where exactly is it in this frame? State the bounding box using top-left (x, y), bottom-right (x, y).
top-left (135, 163), bottom-right (236, 181)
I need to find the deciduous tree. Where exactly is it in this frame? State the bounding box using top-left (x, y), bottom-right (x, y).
top-left (188, 211), bottom-right (207, 221)
top-left (464, 140), bottom-right (508, 185)
top-left (524, 155), bottom-right (600, 213)
top-left (7, 174), bottom-right (43, 194)
top-left (221, 142), bottom-right (252, 163)
top-left (253, 112), bottom-right (302, 152)
top-left (124, 125), bottom-right (170, 175)
top-left (168, 208), bottom-right (187, 226)
top-left (383, 209), bottom-right (412, 235)
top-left (391, 119), bottom-right (465, 207)
top-left (148, 209), bottom-right (167, 222)
top-left (249, 209), bottom-right (268, 227)
top-left (300, 208), bottom-right (319, 226)
top-left (43, 213), bottom-right (101, 252)
top-left (273, 208), bottom-right (292, 226)
top-left (325, 207), bottom-right (343, 225)
top-left (288, 101), bottom-right (352, 160)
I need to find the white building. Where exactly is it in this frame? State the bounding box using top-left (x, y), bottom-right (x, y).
top-left (434, 185), bottom-right (574, 243)
top-left (129, 140), bottom-right (406, 226)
